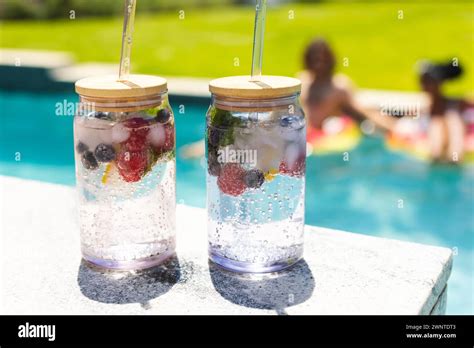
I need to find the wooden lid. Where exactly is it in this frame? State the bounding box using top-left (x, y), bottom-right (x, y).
top-left (75, 74), bottom-right (167, 99)
top-left (209, 75), bottom-right (301, 99)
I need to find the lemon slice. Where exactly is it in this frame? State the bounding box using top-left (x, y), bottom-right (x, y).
top-left (264, 168), bottom-right (279, 182)
top-left (102, 163), bottom-right (113, 184)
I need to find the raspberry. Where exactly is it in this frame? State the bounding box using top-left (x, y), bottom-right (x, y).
top-left (123, 117), bottom-right (149, 129)
top-left (116, 148), bottom-right (148, 183)
top-left (279, 156), bottom-right (305, 177)
top-left (124, 132), bottom-right (147, 151)
top-left (217, 163), bottom-right (246, 196)
top-left (122, 118), bottom-right (150, 151)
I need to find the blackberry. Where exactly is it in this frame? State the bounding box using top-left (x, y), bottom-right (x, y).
top-left (94, 143), bottom-right (116, 163)
top-left (207, 128), bottom-right (222, 147)
top-left (81, 151), bottom-right (99, 170)
top-left (156, 109), bottom-right (171, 124)
top-left (208, 148), bottom-right (221, 176)
top-left (76, 141), bottom-right (88, 154)
top-left (243, 169), bottom-right (265, 189)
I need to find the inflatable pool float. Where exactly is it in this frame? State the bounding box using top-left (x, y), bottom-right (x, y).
top-left (307, 116), bottom-right (362, 155)
top-left (386, 110), bottom-right (474, 163)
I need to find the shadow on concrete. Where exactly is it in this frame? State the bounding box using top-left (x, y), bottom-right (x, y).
top-left (209, 259), bottom-right (315, 315)
top-left (77, 256), bottom-right (181, 305)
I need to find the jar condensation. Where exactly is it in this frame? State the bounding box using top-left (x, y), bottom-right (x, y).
top-left (207, 78), bottom-right (306, 273)
top-left (74, 75), bottom-right (176, 270)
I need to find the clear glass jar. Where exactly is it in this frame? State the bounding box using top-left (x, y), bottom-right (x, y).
top-left (74, 75), bottom-right (176, 270)
top-left (207, 77), bottom-right (306, 273)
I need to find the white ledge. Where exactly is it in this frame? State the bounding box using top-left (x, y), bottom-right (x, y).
top-left (0, 176), bottom-right (452, 315)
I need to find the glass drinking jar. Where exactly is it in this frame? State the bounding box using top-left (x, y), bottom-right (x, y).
top-left (74, 75), bottom-right (176, 270)
top-left (207, 75), bottom-right (306, 273)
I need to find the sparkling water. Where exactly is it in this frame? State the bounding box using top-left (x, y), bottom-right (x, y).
top-left (208, 174), bottom-right (305, 272)
top-left (74, 115), bottom-right (176, 269)
top-left (207, 108), bottom-right (306, 273)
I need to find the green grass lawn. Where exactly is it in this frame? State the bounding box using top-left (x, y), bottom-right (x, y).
top-left (1, 2), bottom-right (473, 96)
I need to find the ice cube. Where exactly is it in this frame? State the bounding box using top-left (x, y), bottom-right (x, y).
top-left (111, 123), bottom-right (130, 143)
top-left (147, 124), bottom-right (165, 147)
top-left (283, 142), bottom-right (300, 167)
top-left (256, 144), bottom-right (282, 172)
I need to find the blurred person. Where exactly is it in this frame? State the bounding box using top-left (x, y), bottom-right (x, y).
top-left (299, 38), bottom-right (395, 131)
top-left (418, 61), bottom-right (470, 162)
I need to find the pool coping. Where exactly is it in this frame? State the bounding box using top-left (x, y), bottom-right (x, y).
top-left (1, 175), bottom-right (453, 315)
top-left (0, 48), bottom-right (429, 110)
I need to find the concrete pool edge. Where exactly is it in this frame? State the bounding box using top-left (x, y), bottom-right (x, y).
top-left (0, 48), bottom-right (428, 110)
top-left (1, 175), bottom-right (453, 315)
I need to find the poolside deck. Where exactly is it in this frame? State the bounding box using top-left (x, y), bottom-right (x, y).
top-left (0, 48), bottom-right (429, 109)
top-left (0, 175), bottom-right (452, 315)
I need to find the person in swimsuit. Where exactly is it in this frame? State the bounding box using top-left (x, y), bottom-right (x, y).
top-left (419, 61), bottom-right (469, 162)
top-left (299, 38), bottom-right (395, 131)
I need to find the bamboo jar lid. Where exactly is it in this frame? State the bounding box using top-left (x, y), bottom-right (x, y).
top-left (75, 74), bottom-right (167, 99)
top-left (209, 75), bottom-right (301, 99)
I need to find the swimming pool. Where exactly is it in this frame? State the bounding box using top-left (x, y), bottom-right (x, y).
top-left (1, 90), bottom-right (473, 314)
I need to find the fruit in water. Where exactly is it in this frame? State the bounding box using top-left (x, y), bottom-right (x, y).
top-left (209, 108), bottom-right (240, 146)
top-left (76, 141), bottom-right (88, 154)
top-left (124, 132), bottom-right (147, 152)
top-left (94, 143), bottom-right (116, 163)
top-left (81, 151), bottom-right (99, 170)
top-left (264, 168), bottom-right (279, 182)
top-left (280, 116), bottom-right (292, 128)
top-left (156, 109), bottom-right (172, 124)
top-left (207, 148), bottom-right (221, 176)
top-left (280, 156), bottom-right (305, 177)
top-left (207, 128), bottom-right (222, 147)
top-left (123, 117), bottom-right (149, 129)
top-left (217, 163), bottom-right (246, 196)
top-left (101, 163), bottom-right (113, 184)
top-left (116, 148), bottom-right (148, 183)
top-left (243, 169), bottom-right (265, 189)
top-left (95, 111), bottom-right (111, 120)
top-left (121, 118), bottom-right (150, 152)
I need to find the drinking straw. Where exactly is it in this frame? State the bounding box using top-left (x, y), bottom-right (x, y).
top-left (250, 0), bottom-right (267, 81)
top-left (118, 0), bottom-right (137, 81)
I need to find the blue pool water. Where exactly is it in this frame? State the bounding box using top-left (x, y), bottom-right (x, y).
top-left (1, 90), bottom-right (473, 314)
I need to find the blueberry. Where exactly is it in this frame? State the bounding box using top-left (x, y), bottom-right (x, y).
top-left (208, 149), bottom-right (221, 176)
top-left (244, 169), bottom-right (265, 188)
top-left (156, 109), bottom-right (171, 124)
top-left (81, 151), bottom-right (99, 170)
top-left (94, 143), bottom-right (116, 163)
top-left (76, 141), bottom-right (88, 154)
top-left (95, 111), bottom-right (110, 120)
top-left (280, 116), bottom-right (292, 128)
